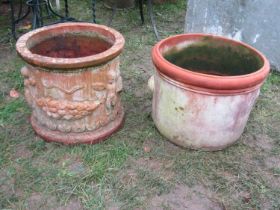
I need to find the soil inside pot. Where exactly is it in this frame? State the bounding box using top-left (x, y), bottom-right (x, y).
top-left (30, 34), bottom-right (112, 58)
top-left (163, 41), bottom-right (263, 76)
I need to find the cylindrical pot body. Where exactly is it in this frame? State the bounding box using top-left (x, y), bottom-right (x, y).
top-left (151, 34), bottom-right (270, 151)
top-left (104, 0), bottom-right (135, 9)
top-left (16, 22), bottom-right (125, 145)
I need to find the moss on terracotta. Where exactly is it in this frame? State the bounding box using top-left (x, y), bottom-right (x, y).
top-left (164, 41), bottom-right (263, 76)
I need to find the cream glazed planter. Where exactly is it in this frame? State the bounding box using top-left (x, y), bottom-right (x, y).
top-left (16, 22), bottom-right (125, 144)
top-left (150, 34), bottom-right (270, 151)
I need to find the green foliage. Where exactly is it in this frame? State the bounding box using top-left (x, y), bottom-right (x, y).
top-left (0, 98), bottom-right (27, 125)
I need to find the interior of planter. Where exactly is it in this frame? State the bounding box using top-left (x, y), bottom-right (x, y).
top-left (163, 37), bottom-right (264, 76)
top-left (29, 32), bottom-right (113, 59)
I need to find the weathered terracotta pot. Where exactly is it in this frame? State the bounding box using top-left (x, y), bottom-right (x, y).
top-left (150, 34), bottom-right (270, 151)
top-left (16, 22), bottom-right (125, 144)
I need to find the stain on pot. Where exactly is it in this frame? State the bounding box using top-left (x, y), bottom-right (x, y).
top-left (163, 39), bottom-right (263, 76)
top-left (175, 106), bottom-right (184, 111)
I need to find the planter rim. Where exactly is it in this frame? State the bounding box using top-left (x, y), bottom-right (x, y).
top-left (152, 33), bottom-right (270, 91)
top-left (16, 22), bottom-right (125, 69)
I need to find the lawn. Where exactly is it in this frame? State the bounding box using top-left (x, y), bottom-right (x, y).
top-left (0, 0), bottom-right (280, 209)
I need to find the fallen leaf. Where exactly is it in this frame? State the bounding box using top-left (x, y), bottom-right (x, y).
top-left (9, 89), bottom-right (20, 98)
top-left (143, 146), bottom-right (151, 153)
top-left (19, 24), bottom-right (32, 31)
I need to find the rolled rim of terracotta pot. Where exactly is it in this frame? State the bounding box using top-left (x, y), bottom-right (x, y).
top-left (152, 33), bottom-right (270, 92)
top-left (16, 22), bottom-right (125, 69)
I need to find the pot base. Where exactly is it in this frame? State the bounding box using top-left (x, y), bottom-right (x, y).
top-left (31, 108), bottom-right (125, 145)
top-left (153, 117), bottom-right (240, 151)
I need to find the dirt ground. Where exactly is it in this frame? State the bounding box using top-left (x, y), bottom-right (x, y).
top-left (0, 0), bottom-right (280, 209)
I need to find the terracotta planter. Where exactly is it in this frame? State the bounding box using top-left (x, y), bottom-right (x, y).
top-left (16, 22), bottom-right (125, 145)
top-left (104, 0), bottom-right (135, 9)
top-left (150, 34), bottom-right (270, 151)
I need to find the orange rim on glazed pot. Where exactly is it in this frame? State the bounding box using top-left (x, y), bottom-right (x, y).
top-left (152, 33), bottom-right (270, 94)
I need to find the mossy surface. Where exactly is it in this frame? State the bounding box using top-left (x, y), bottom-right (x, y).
top-left (164, 41), bottom-right (263, 76)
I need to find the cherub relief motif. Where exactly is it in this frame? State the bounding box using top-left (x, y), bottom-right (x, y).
top-left (21, 66), bottom-right (36, 107)
top-left (21, 57), bottom-right (123, 133)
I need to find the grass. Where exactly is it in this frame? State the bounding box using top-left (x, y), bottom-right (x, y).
top-left (0, 0), bottom-right (280, 209)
